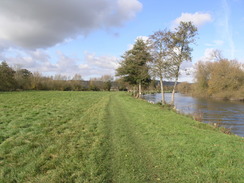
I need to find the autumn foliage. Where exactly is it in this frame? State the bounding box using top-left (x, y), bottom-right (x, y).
top-left (193, 58), bottom-right (244, 100)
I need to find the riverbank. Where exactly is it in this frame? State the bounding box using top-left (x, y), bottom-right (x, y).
top-left (189, 90), bottom-right (244, 102)
top-left (1, 91), bottom-right (243, 182)
top-left (178, 92), bottom-right (244, 102)
top-left (143, 92), bottom-right (244, 137)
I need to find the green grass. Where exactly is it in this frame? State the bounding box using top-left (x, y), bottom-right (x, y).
top-left (0, 91), bottom-right (243, 182)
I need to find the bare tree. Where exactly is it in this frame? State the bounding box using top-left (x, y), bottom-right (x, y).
top-left (149, 29), bottom-right (171, 104)
top-left (210, 49), bottom-right (223, 62)
top-left (168, 22), bottom-right (197, 105)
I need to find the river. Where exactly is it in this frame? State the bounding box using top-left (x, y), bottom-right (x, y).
top-left (143, 93), bottom-right (244, 137)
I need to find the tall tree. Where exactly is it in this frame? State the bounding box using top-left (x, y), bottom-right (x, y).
top-left (116, 38), bottom-right (151, 98)
top-left (0, 61), bottom-right (16, 91)
top-left (149, 29), bottom-right (171, 104)
top-left (169, 21), bottom-right (197, 105)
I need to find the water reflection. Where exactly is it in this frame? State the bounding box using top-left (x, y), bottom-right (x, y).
top-left (143, 93), bottom-right (244, 137)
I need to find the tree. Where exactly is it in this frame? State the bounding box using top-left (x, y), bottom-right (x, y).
top-left (149, 29), bottom-right (171, 104)
top-left (30, 72), bottom-right (43, 90)
top-left (71, 74), bottom-right (83, 91)
top-left (194, 49), bottom-right (223, 95)
top-left (148, 78), bottom-right (158, 92)
top-left (116, 39), bottom-right (151, 98)
top-left (0, 61), bottom-right (16, 91)
top-left (194, 54), bottom-right (244, 99)
top-left (115, 78), bottom-right (129, 91)
top-left (53, 74), bottom-right (68, 91)
top-left (100, 75), bottom-right (113, 91)
top-left (88, 78), bottom-right (101, 91)
top-left (194, 61), bottom-right (212, 94)
top-left (104, 80), bottom-right (112, 91)
top-left (14, 68), bottom-right (32, 90)
top-left (177, 82), bottom-right (192, 94)
top-left (208, 59), bottom-right (244, 95)
top-left (168, 21), bottom-right (197, 105)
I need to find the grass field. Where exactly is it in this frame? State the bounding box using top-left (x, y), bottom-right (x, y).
top-left (0, 91), bottom-right (243, 183)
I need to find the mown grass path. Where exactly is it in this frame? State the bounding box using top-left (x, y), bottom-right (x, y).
top-left (0, 91), bottom-right (243, 183)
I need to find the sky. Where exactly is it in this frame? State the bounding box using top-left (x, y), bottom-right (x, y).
top-left (0, 0), bottom-right (244, 81)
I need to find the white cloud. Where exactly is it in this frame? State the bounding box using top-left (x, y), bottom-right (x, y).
top-left (1, 49), bottom-right (119, 79)
top-left (172, 12), bottom-right (212, 28)
top-left (178, 61), bottom-right (195, 82)
top-left (113, 0), bottom-right (143, 25)
top-left (83, 52), bottom-right (119, 78)
top-left (198, 48), bottom-right (218, 62)
top-left (136, 36), bottom-right (149, 42)
top-left (0, 0), bottom-right (142, 49)
top-left (2, 49), bottom-right (56, 72)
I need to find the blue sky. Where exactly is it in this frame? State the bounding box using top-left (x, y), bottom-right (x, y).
top-left (0, 0), bottom-right (243, 81)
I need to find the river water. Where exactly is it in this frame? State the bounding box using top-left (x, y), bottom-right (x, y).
top-left (143, 93), bottom-right (244, 137)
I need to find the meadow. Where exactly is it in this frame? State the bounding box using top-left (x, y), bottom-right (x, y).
top-left (0, 91), bottom-right (243, 183)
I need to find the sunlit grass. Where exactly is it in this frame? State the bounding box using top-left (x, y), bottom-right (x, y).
top-left (0, 91), bottom-right (111, 182)
top-left (0, 91), bottom-right (243, 182)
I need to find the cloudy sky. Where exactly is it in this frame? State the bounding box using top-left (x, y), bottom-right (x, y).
top-left (0, 0), bottom-right (244, 81)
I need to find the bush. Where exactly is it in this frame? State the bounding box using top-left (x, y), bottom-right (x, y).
top-left (177, 82), bottom-right (192, 94)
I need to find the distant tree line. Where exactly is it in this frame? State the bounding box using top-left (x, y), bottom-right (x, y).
top-left (177, 50), bottom-right (244, 101)
top-left (0, 61), bottom-right (119, 92)
top-left (0, 60), bottom-right (177, 93)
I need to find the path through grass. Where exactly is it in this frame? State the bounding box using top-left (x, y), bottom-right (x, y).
top-left (0, 91), bottom-right (243, 182)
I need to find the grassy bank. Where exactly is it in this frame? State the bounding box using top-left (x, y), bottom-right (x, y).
top-left (0, 91), bottom-right (243, 182)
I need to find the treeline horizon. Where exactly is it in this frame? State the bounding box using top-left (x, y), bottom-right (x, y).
top-left (1, 56), bottom-right (243, 101)
top-left (0, 61), bottom-right (118, 91)
top-left (0, 61), bottom-right (176, 92)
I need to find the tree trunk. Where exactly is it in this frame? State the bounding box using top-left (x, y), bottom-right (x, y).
top-left (159, 76), bottom-right (165, 105)
top-left (138, 81), bottom-right (142, 98)
top-left (133, 86), bottom-right (136, 97)
top-left (171, 66), bottom-right (180, 106)
top-left (171, 80), bottom-right (177, 106)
